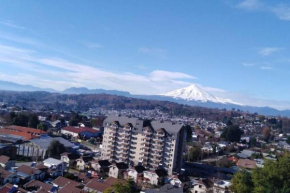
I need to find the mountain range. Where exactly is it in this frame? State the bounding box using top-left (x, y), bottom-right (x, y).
top-left (0, 80), bottom-right (290, 116)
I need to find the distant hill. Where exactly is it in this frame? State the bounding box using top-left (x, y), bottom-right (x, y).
top-left (62, 87), bottom-right (131, 96)
top-left (0, 80), bottom-right (56, 92)
top-left (0, 81), bottom-right (290, 117)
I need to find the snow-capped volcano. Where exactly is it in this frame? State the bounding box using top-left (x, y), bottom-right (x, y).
top-left (162, 84), bottom-right (241, 105)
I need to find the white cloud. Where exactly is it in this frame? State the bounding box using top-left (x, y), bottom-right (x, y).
top-left (237, 0), bottom-right (262, 10)
top-left (0, 21), bottom-right (26, 30)
top-left (271, 4), bottom-right (290, 21)
top-left (139, 47), bottom-right (167, 59)
top-left (258, 47), bottom-right (282, 56)
top-left (236, 1), bottom-right (290, 21)
top-left (79, 40), bottom-right (102, 48)
top-left (260, 66), bottom-right (273, 70)
top-left (0, 43), bottom-right (196, 94)
top-left (242, 62), bottom-right (256, 67)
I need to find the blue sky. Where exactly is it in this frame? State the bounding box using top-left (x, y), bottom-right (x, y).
top-left (0, 0), bottom-right (290, 109)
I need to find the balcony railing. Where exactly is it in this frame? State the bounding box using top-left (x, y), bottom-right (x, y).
top-left (156, 133), bottom-right (165, 137)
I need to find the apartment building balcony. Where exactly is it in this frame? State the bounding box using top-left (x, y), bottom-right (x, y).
top-left (123, 127), bottom-right (131, 131)
top-left (107, 144), bottom-right (115, 149)
top-left (122, 140), bottom-right (130, 145)
top-left (155, 138), bottom-right (164, 142)
top-left (143, 130), bottom-right (153, 135)
top-left (151, 147), bottom-right (163, 153)
top-left (155, 133), bottom-right (165, 137)
top-left (141, 141), bottom-right (151, 145)
top-left (154, 143), bottom-right (164, 148)
top-left (108, 132), bottom-right (117, 137)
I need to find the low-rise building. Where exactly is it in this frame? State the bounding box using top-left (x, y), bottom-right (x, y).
top-left (109, 162), bottom-right (128, 179)
top-left (43, 158), bottom-right (66, 177)
top-left (126, 165), bottom-right (147, 185)
top-left (0, 155), bottom-right (15, 170)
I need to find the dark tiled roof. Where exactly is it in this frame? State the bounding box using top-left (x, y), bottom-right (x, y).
top-left (116, 162), bottom-right (128, 170)
top-left (17, 165), bottom-right (39, 175)
top-left (135, 165), bottom-right (146, 173)
top-left (0, 155), bottom-right (10, 164)
top-left (0, 168), bottom-right (12, 178)
top-left (98, 160), bottom-right (111, 167)
top-left (155, 168), bottom-right (168, 177)
top-left (52, 176), bottom-right (79, 187)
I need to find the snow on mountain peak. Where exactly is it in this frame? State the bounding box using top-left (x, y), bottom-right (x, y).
top-left (162, 84), bottom-right (241, 105)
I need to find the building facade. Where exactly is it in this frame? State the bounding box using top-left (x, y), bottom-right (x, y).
top-left (101, 115), bottom-right (186, 174)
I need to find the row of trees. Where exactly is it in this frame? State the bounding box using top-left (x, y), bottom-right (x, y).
top-left (6, 112), bottom-right (40, 128)
top-left (230, 153), bottom-right (290, 193)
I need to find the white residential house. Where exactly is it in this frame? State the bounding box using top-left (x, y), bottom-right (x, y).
top-left (143, 171), bottom-right (159, 186)
top-left (76, 157), bottom-right (86, 171)
top-left (43, 158), bottom-right (66, 177)
top-left (126, 165), bottom-right (146, 185)
top-left (109, 162), bottom-right (128, 179)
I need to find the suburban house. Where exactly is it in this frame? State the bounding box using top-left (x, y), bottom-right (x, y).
top-left (76, 157), bottom-right (86, 171)
top-left (166, 174), bottom-right (191, 190)
top-left (218, 141), bottom-right (229, 149)
top-left (0, 168), bottom-right (19, 185)
top-left (43, 158), bottom-right (66, 177)
top-left (24, 180), bottom-right (57, 193)
top-left (84, 177), bottom-right (126, 193)
top-left (61, 152), bottom-right (80, 167)
top-left (61, 126), bottom-right (102, 139)
top-left (143, 168), bottom-right (168, 186)
top-left (16, 165), bottom-right (45, 183)
top-left (91, 160), bottom-right (111, 173)
top-left (108, 162), bottom-right (128, 179)
top-left (52, 176), bottom-right (79, 188)
top-left (236, 159), bottom-right (257, 169)
top-left (191, 178), bottom-right (214, 193)
top-left (126, 165), bottom-right (147, 185)
top-left (0, 155), bottom-right (15, 170)
top-left (142, 184), bottom-right (183, 193)
top-left (0, 183), bottom-right (27, 193)
top-left (212, 180), bottom-right (231, 193)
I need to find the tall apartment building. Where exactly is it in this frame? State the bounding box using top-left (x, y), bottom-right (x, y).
top-left (101, 115), bottom-right (186, 174)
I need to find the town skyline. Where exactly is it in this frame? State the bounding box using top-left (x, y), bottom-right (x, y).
top-left (1, 0), bottom-right (290, 109)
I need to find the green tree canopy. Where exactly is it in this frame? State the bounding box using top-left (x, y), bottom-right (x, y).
top-left (37, 123), bottom-right (48, 131)
top-left (28, 114), bottom-right (40, 128)
top-left (188, 146), bottom-right (202, 162)
top-left (230, 153), bottom-right (290, 193)
top-left (12, 113), bottom-right (29, 127)
top-left (104, 179), bottom-right (136, 193)
top-left (221, 125), bottom-right (243, 142)
top-left (230, 169), bottom-right (254, 193)
top-left (47, 140), bottom-right (66, 158)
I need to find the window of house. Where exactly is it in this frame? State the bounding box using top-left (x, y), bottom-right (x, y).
top-left (199, 185), bottom-right (202, 188)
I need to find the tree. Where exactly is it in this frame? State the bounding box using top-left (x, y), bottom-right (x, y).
top-left (12, 113), bottom-right (29, 127)
top-left (230, 169), bottom-right (254, 193)
top-left (230, 153), bottom-right (290, 193)
top-left (251, 153), bottom-right (290, 193)
top-left (221, 125), bottom-right (243, 142)
top-left (262, 127), bottom-right (271, 141)
top-left (104, 179), bottom-right (136, 193)
top-left (47, 140), bottom-right (66, 158)
top-left (188, 146), bottom-right (202, 162)
top-left (37, 123), bottom-right (48, 131)
top-left (28, 114), bottom-right (40, 128)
